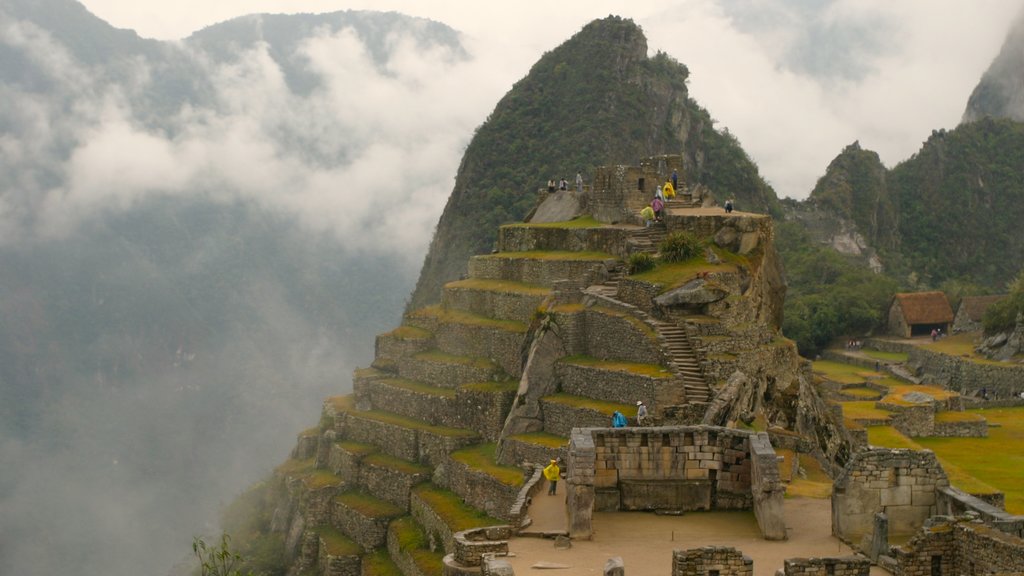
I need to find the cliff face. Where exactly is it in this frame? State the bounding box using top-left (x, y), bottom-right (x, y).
top-left (408, 16), bottom-right (779, 311)
top-left (963, 9), bottom-right (1024, 123)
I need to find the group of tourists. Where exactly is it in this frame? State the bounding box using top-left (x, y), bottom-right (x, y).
top-left (611, 400), bottom-right (648, 428)
top-left (546, 171), bottom-right (585, 193)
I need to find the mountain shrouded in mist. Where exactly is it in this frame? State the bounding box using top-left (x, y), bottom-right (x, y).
top-left (963, 8), bottom-right (1024, 124)
top-left (0, 1), bottom-right (476, 575)
top-left (408, 16), bottom-right (779, 310)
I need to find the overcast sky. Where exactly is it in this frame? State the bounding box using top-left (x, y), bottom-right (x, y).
top-left (75, 0), bottom-right (1021, 199)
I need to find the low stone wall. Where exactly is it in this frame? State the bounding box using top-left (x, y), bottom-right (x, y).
top-left (672, 546), bottom-right (753, 576)
top-left (317, 533), bottom-right (361, 576)
top-left (328, 442), bottom-right (370, 484)
top-left (749, 432), bottom-right (786, 540)
top-left (375, 330), bottom-right (433, 363)
top-left (468, 254), bottom-right (615, 290)
top-left (555, 360), bottom-right (666, 407)
top-left (931, 416), bottom-right (987, 438)
top-left (425, 319), bottom-right (526, 379)
top-left (567, 426), bottom-right (758, 539)
top-left (832, 449), bottom-right (949, 546)
top-left (441, 284), bottom-right (547, 324)
top-left (616, 278), bottom-right (662, 315)
top-left (891, 517), bottom-right (1024, 576)
top-left (541, 399), bottom-right (618, 437)
top-left (440, 456), bottom-right (523, 522)
top-left (358, 457), bottom-right (431, 510)
top-left (908, 346), bottom-right (1024, 398)
top-left (452, 526), bottom-right (511, 567)
top-left (397, 354), bottom-right (504, 389)
top-left (410, 490), bottom-right (457, 555)
top-left (579, 307), bottom-right (663, 365)
top-left (497, 224), bottom-right (634, 258)
top-left (331, 498), bottom-right (395, 551)
top-left (936, 487), bottom-right (1024, 538)
top-left (782, 556), bottom-right (870, 576)
top-left (496, 436), bottom-right (565, 468)
top-left (344, 412), bottom-right (420, 462)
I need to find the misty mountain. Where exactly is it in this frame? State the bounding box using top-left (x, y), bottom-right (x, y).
top-left (963, 9), bottom-right (1024, 123)
top-left (409, 16), bottom-right (780, 310)
top-left (0, 2), bottom-right (470, 575)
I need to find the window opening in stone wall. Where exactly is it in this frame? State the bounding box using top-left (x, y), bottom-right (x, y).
top-left (826, 563), bottom-right (835, 576)
top-left (930, 555), bottom-right (941, 576)
top-left (708, 570), bottom-right (719, 576)
top-left (662, 433), bottom-right (670, 446)
top-left (640, 433), bottom-right (648, 447)
top-left (638, 177), bottom-right (645, 191)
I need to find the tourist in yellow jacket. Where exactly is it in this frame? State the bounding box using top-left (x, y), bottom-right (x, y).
top-left (662, 180), bottom-right (676, 200)
top-left (543, 459), bottom-right (561, 495)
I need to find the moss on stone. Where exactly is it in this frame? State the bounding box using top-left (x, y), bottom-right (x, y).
top-left (352, 409), bottom-right (478, 439)
top-left (450, 443), bottom-right (524, 487)
top-left (335, 490), bottom-right (404, 518)
top-left (304, 469), bottom-right (344, 489)
top-left (362, 549), bottom-right (403, 576)
top-left (386, 325), bottom-right (433, 340)
top-left (413, 484), bottom-right (503, 531)
top-left (363, 453), bottom-right (432, 476)
top-left (380, 378), bottom-right (457, 398)
top-left (390, 517), bottom-right (444, 576)
top-left (336, 441), bottom-right (376, 457)
top-left (445, 277), bottom-right (552, 295)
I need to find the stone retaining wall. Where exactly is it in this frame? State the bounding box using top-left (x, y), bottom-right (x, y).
top-left (410, 490), bottom-right (457, 554)
top-left (497, 225), bottom-right (634, 258)
top-left (782, 556), bottom-right (870, 576)
top-left (468, 254), bottom-right (615, 290)
top-left (331, 498), bottom-right (395, 551)
top-left (496, 436), bottom-right (565, 468)
top-left (936, 487), bottom-right (1024, 538)
top-left (891, 517), bottom-right (1024, 576)
top-left (317, 534), bottom-right (361, 576)
top-left (555, 360), bottom-right (667, 407)
top-left (749, 432), bottom-right (786, 540)
top-left (397, 354), bottom-right (503, 389)
top-left (441, 284), bottom-right (547, 324)
top-left (358, 458), bottom-right (431, 510)
top-left (832, 449), bottom-right (949, 546)
top-left (440, 456), bottom-right (523, 522)
top-left (908, 346), bottom-right (1024, 398)
top-left (672, 546), bottom-right (753, 576)
top-left (541, 399), bottom-right (618, 437)
top-left (376, 331), bottom-right (432, 363)
top-left (420, 320), bottom-right (525, 379)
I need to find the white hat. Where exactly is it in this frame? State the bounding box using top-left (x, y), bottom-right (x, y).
top-left (636, 400), bottom-right (643, 406)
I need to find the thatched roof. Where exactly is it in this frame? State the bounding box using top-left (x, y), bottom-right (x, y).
top-left (892, 291), bottom-right (954, 324)
top-left (957, 295), bottom-right (1006, 322)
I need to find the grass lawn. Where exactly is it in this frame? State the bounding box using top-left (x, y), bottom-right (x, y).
top-left (861, 349), bottom-right (909, 363)
top-left (785, 454), bottom-right (833, 499)
top-left (920, 332), bottom-right (1008, 366)
top-left (812, 360), bottom-right (880, 384)
top-left (628, 258), bottom-right (739, 292)
top-left (505, 216), bottom-right (604, 229)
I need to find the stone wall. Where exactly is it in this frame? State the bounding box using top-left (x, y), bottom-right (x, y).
top-left (749, 432), bottom-right (787, 540)
top-left (782, 556), bottom-right (870, 576)
top-left (439, 456), bottom-right (523, 522)
top-left (936, 487), bottom-right (1024, 538)
top-left (468, 254), bottom-right (616, 290)
top-left (891, 517), bottom-right (1024, 576)
top-left (331, 498), bottom-right (395, 551)
top-left (671, 547), bottom-right (753, 576)
top-left (358, 457), bottom-right (431, 510)
top-left (441, 284), bottom-right (547, 324)
top-left (832, 449), bottom-right (949, 546)
top-left (567, 426), bottom-right (760, 539)
top-left (908, 346), bottom-right (1024, 398)
top-left (497, 224), bottom-right (635, 258)
top-left (555, 360), bottom-right (667, 408)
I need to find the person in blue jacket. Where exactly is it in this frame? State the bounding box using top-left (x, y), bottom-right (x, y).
top-left (612, 410), bottom-right (627, 428)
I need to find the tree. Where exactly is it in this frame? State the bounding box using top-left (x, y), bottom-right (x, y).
top-left (193, 534), bottom-right (256, 576)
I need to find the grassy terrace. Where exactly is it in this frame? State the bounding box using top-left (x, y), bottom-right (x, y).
top-left (363, 452), bottom-right (432, 476)
top-left (317, 526), bottom-right (362, 557)
top-left (460, 380), bottom-right (518, 393)
top-left (408, 305), bottom-right (527, 333)
top-left (336, 441), bottom-right (377, 457)
top-left (413, 484), bottom-right (503, 531)
top-left (861, 349), bottom-right (909, 363)
top-left (445, 277), bottom-right (551, 295)
top-left (450, 443), bottom-right (524, 487)
top-left (275, 457), bottom-right (315, 477)
top-left (839, 386), bottom-right (884, 400)
top-left (390, 517), bottom-right (444, 576)
top-left (383, 325), bottom-right (432, 340)
top-left (560, 355), bottom-right (672, 378)
top-left (335, 490), bottom-right (404, 518)
top-left (919, 332), bottom-right (1011, 365)
top-left (812, 360), bottom-right (879, 384)
top-left (413, 351), bottom-right (499, 371)
top-left (379, 377), bottom-right (456, 398)
top-left (509, 431), bottom-right (568, 449)
top-left (326, 394), bottom-right (356, 414)
top-left (589, 305), bottom-right (658, 340)
top-left (504, 215), bottom-right (605, 229)
top-left (544, 393), bottom-right (634, 416)
top-left (783, 453), bottom-right (833, 499)
top-left (362, 549), bottom-right (403, 576)
top-left (628, 255), bottom-right (741, 293)
top-left (351, 409), bottom-right (478, 439)
top-left (482, 250), bottom-right (614, 261)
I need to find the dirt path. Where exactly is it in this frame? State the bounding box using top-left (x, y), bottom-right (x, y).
top-left (510, 494), bottom-right (885, 576)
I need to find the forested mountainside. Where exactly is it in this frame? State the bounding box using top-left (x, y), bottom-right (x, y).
top-left (963, 9), bottom-right (1024, 123)
top-left (408, 16), bottom-right (779, 310)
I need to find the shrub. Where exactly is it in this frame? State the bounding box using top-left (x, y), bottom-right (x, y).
top-left (659, 232), bottom-right (703, 263)
top-left (627, 252), bottom-right (656, 274)
top-left (983, 270), bottom-right (1024, 334)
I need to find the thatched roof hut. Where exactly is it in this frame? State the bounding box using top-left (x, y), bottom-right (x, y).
top-left (888, 291), bottom-right (953, 338)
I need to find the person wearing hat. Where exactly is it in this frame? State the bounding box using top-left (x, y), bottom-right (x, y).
top-left (543, 458), bottom-right (561, 495)
top-left (636, 400), bottom-right (648, 426)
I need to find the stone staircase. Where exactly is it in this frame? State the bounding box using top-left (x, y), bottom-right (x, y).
top-left (649, 319), bottom-right (713, 403)
top-left (626, 222), bottom-right (668, 254)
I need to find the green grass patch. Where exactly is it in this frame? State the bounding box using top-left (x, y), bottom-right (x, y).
top-left (879, 383), bottom-right (957, 405)
top-left (445, 278), bottom-right (551, 295)
top-left (335, 490), bottom-right (404, 518)
top-left (865, 426), bottom-right (919, 449)
top-left (380, 378), bottom-right (456, 398)
top-left (385, 325), bottom-right (432, 340)
top-left (628, 259), bottom-right (739, 293)
top-left (325, 395), bottom-right (355, 414)
top-left (460, 380), bottom-right (518, 393)
top-left (812, 360), bottom-right (875, 384)
top-left (351, 409), bottom-right (478, 439)
top-left (786, 454), bottom-right (833, 499)
top-left (362, 549), bottom-right (403, 576)
top-left (413, 484), bottom-right (503, 531)
top-left (509, 431), bottom-right (568, 449)
top-left (414, 351), bottom-right (498, 371)
top-left (336, 441), bottom-right (377, 457)
top-left (560, 355), bottom-right (672, 378)
top-left (409, 306), bottom-right (527, 333)
top-left (305, 469), bottom-right (344, 489)
top-left (390, 517), bottom-right (444, 576)
top-left (933, 411), bottom-right (985, 423)
top-left (316, 526), bottom-right (361, 557)
top-left (551, 303), bottom-right (585, 314)
top-left (861, 349), bottom-right (909, 362)
top-left (920, 333), bottom-right (1008, 366)
top-left (544, 393), bottom-right (634, 416)
top-left (505, 215), bottom-right (604, 229)
top-left (838, 401), bottom-right (893, 422)
top-left (363, 453), bottom-right (432, 476)
top-left (839, 387), bottom-right (883, 399)
top-left (275, 458), bottom-right (315, 477)
top-left (450, 443), bottom-right (524, 487)
top-left (484, 250), bottom-right (614, 261)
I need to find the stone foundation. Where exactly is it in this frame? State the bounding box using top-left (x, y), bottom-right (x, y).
top-left (672, 547), bottom-right (753, 576)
